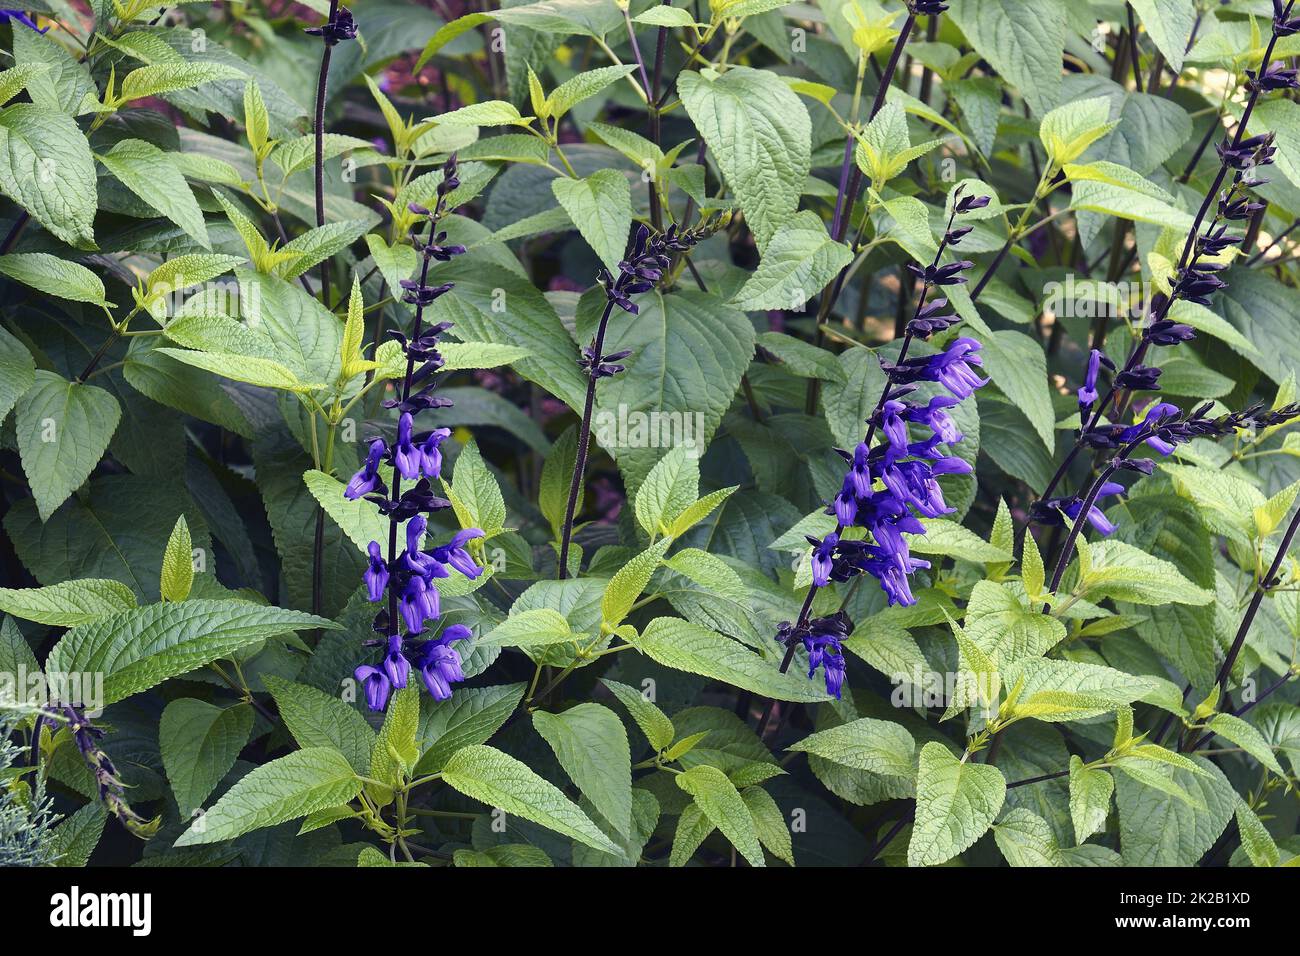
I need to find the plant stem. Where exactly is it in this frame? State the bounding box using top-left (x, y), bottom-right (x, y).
top-left (557, 298), bottom-right (617, 580)
top-left (312, 0), bottom-right (341, 306)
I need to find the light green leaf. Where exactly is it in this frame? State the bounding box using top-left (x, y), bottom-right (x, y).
top-left (908, 741), bottom-right (1006, 867)
top-left (602, 538), bottom-right (672, 628)
top-left (263, 675), bottom-right (376, 774)
top-left (731, 211), bottom-right (853, 311)
top-left (98, 139), bottom-right (209, 247)
top-left (159, 515), bottom-right (193, 602)
top-left (1068, 755), bottom-right (1114, 845)
top-left (479, 608), bottom-right (576, 648)
top-left (534, 703), bottom-right (632, 837)
top-left (174, 747), bottom-right (362, 846)
top-left (600, 678), bottom-right (675, 752)
top-left (440, 744), bottom-right (619, 853)
top-left (551, 169), bottom-right (632, 273)
top-left (46, 600), bottom-right (335, 706)
top-left (947, 0), bottom-right (1067, 114)
top-left (678, 67), bottom-right (810, 250)
top-left (0, 103), bottom-right (98, 247)
top-left (635, 616), bottom-right (831, 702)
top-left (0, 579), bottom-right (137, 627)
top-left (0, 253), bottom-right (107, 306)
top-left (414, 683), bottom-right (526, 776)
top-left (787, 718), bottom-right (916, 778)
top-left (676, 764), bottom-right (765, 867)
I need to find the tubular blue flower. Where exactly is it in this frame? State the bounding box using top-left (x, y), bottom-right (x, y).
top-left (355, 664), bottom-right (393, 712)
top-left (810, 532), bottom-right (838, 587)
top-left (431, 528), bottom-right (485, 578)
top-left (398, 575), bottom-right (439, 635)
top-left (928, 337), bottom-right (987, 399)
top-left (1078, 349), bottom-right (1103, 412)
top-left (416, 625), bottom-right (471, 700)
top-left (364, 541), bottom-right (388, 602)
top-left (419, 427), bottom-right (452, 478)
top-left (904, 395), bottom-right (962, 444)
top-left (1061, 482), bottom-right (1126, 536)
top-left (832, 475), bottom-right (859, 526)
top-left (393, 412), bottom-right (421, 479)
top-left (878, 399), bottom-right (910, 451)
top-left (0, 10), bottom-right (47, 33)
top-left (863, 545), bottom-right (932, 607)
top-left (345, 438), bottom-right (387, 500)
top-left (849, 443), bottom-right (873, 496)
top-left (381, 634), bottom-right (410, 689)
top-left (880, 459), bottom-right (954, 519)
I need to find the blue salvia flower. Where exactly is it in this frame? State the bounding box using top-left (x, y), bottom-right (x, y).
top-left (0, 10), bottom-right (48, 33)
top-left (345, 155), bottom-right (484, 712)
top-left (778, 611), bottom-right (852, 698)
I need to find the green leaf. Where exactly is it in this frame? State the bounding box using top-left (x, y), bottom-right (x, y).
top-left (371, 684), bottom-right (421, 788)
top-left (1207, 713), bottom-right (1285, 775)
top-left (908, 741), bottom-right (1006, 867)
top-left (731, 211), bottom-right (853, 311)
top-left (601, 538), bottom-right (672, 628)
top-left (159, 515), bottom-right (194, 603)
top-left (963, 580), bottom-right (1065, 664)
top-left (1235, 798), bottom-right (1280, 868)
top-left (676, 764), bottom-right (765, 867)
top-left (140, 254), bottom-right (245, 320)
top-left (1080, 539), bottom-right (1215, 606)
top-left (155, 348), bottom-right (319, 392)
top-left (855, 102), bottom-right (942, 187)
top-left (0, 63), bottom-right (49, 108)
top-left (174, 747), bottom-right (362, 846)
top-left (678, 67), bottom-right (810, 250)
top-left (440, 744), bottom-right (620, 853)
top-left (551, 169), bottom-right (632, 273)
top-left (1068, 755), bottom-right (1114, 845)
top-left (119, 62), bottom-right (246, 102)
top-left (414, 12), bottom-right (495, 69)
top-left (547, 64), bottom-right (638, 120)
top-left (581, 287), bottom-right (755, 493)
top-left (1114, 754), bottom-right (1237, 865)
top-left (434, 100), bottom-right (528, 127)
top-left (0, 103), bottom-right (97, 247)
top-left (0, 579), bottom-right (137, 627)
top-left (160, 699), bottom-right (253, 816)
top-left (414, 683), bottom-right (526, 776)
top-left (1003, 657), bottom-right (1160, 722)
top-left (754, 331), bottom-right (845, 382)
top-left (15, 370), bottom-right (121, 521)
top-left (1038, 96), bottom-right (1117, 164)
top-left (263, 675), bottom-right (376, 774)
top-left (0, 326), bottom-right (34, 424)
top-left (0, 253), bottom-right (108, 306)
top-left (947, 0), bottom-right (1067, 114)
top-left (533, 703), bottom-right (632, 837)
top-left (46, 600), bottom-right (335, 706)
top-left (787, 718), bottom-right (916, 778)
top-left (445, 438), bottom-right (507, 539)
top-left (635, 616), bottom-right (831, 702)
top-left (741, 786), bottom-right (794, 866)
top-left (600, 678), bottom-right (675, 752)
top-left (479, 608), bottom-right (576, 648)
top-left (1129, 0), bottom-right (1197, 73)
top-left (634, 445), bottom-right (699, 539)
top-left (910, 519), bottom-right (1015, 564)
top-left (97, 139), bottom-right (209, 247)
top-left (994, 807), bottom-right (1120, 866)
top-left (49, 803), bottom-right (107, 867)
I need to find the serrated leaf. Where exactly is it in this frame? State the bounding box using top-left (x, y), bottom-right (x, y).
top-left (676, 764), bottom-right (765, 867)
top-left (731, 211), bottom-right (853, 311)
top-left (440, 744), bottom-right (619, 853)
top-left (159, 515), bottom-right (193, 602)
top-left (908, 741), bottom-right (1006, 867)
top-left (1068, 755), bottom-right (1113, 845)
top-left (0, 579), bottom-right (137, 627)
top-left (787, 718), bottom-right (916, 778)
top-left (0, 253), bottom-right (108, 306)
top-left (600, 678), bottom-right (675, 752)
top-left (263, 675), bottom-right (376, 774)
top-left (160, 699), bottom-right (253, 816)
top-left (534, 703), bottom-right (632, 837)
top-left (174, 747), bottom-right (362, 846)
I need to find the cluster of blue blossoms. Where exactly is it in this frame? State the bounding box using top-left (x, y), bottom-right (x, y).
top-left (788, 187), bottom-right (990, 697)
top-left (343, 155), bottom-right (485, 712)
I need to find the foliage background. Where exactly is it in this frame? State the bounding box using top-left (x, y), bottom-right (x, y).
top-left (0, 0), bottom-right (1298, 867)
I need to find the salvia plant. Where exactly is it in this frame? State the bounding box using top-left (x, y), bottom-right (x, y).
top-left (1, 0), bottom-right (1300, 873)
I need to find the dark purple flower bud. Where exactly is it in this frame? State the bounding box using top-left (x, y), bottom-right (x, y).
top-left (1078, 348), bottom-right (1105, 413)
top-left (1144, 320), bottom-right (1196, 346)
top-left (1247, 62), bottom-right (1300, 92)
top-left (1113, 365), bottom-right (1162, 391)
top-left (305, 4), bottom-right (356, 45)
top-left (945, 225), bottom-right (973, 245)
top-left (955, 193), bottom-right (990, 213)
